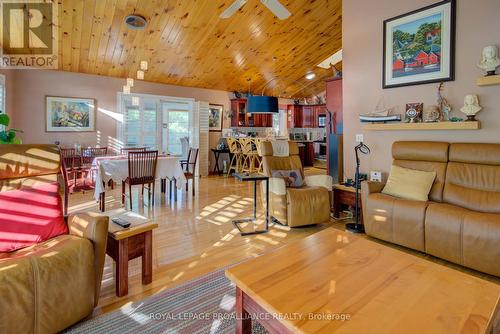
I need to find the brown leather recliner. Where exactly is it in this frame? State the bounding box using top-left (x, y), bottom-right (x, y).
top-left (0, 144), bottom-right (109, 334)
top-left (259, 141), bottom-right (332, 227)
top-left (362, 141), bottom-right (500, 277)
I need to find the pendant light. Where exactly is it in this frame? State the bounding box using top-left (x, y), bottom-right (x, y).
top-left (127, 78), bottom-right (134, 87)
top-left (137, 70), bottom-right (145, 80)
top-left (123, 85), bottom-right (130, 94)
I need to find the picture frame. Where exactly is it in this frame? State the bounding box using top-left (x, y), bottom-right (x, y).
top-left (46, 96), bottom-right (96, 132)
top-left (383, 0), bottom-right (456, 89)
top-left (208, 104), bottom-right (223, 132)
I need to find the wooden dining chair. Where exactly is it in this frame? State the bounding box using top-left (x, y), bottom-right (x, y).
top-left (240, 138), bottom-right (260, 173)
top-left (60, 148), bottom-right (80, 190)
top-left (122, 150), bottom-right (158, 209)
top-left (120, 147), bottom-right (147, 155)
top-left (80, 147), bottom-right (108, 186)
top-left (180, 148), bottom-right (199, 196)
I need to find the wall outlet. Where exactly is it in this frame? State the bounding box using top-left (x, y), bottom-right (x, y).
top-left (356, 134), bottom-right (364, 143)
top-left (370, 171), bottom-right (382, 182)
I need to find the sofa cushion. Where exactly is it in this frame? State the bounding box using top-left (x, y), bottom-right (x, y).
top-left (382, 165), bottom-right (436, 201)
top-left (425, 203), bottom-right (500, 277)
top-left (364, 192), bottom-right (428, 251)
top-left (0, 234), bottom-right (95, 333)
top-left (0, 181), bottom-right (68, 253)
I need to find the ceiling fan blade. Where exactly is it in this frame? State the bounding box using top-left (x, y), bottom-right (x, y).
top-left (220, 0), bottom-right (247, 19)
top-left (260, 0), bottom-right (291, 20)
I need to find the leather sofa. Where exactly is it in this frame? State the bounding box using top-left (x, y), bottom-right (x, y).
top-left (361, 141), bottom-right (500, 277)
top-left (0, 144), bottom-right (109, 333)
top-left (260, 141), bottom-right (332, 227)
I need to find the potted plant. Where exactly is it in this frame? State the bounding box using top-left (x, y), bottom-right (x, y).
top-left (0, 114), bottom-right (22, 144)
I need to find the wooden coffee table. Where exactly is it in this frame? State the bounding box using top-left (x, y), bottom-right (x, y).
top-left (226, 228), bottom-right (500, 333)
top-left (105, 210), bottom-right (158, 297)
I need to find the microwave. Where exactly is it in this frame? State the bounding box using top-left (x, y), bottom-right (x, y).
top-left (318, 114), bottom-right (326, 128)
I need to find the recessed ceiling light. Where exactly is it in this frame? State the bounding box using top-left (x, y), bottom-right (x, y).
top-left (125, 15), bottom-right (147, 30)
top-left (317, 49), bottom-right (342, 69)
top-left (305, 72), bottom-right (316, 80)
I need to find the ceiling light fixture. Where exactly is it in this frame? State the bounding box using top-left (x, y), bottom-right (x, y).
top-left (137, 70), bottom-right (144, 80)
top-left (125, 14), bottom-right (147, 30)
top-left (317, 49), bottom-right (343, 69)
top-left (305, 72), bottom-right (316, 80)
top-left (127, 78), bottom-right (134, 87)
top-left (123, 85), bottom-right (130, 94)
top-left (140, 61), bottom-right (148, 71)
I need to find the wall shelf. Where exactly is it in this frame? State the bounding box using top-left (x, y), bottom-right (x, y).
top-left (477, 74), bottom-right (500, 86)
top-left (363, 121), bottom-right (481, 131)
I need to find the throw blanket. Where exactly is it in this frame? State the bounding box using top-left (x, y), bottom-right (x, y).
top-left (271, 140), bottom-right (289, 157)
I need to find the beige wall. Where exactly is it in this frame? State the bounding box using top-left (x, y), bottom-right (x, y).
top-left (8, 70), bottom-right (231, 170)
top-left (343, 0), bottom-right (500, 180)
top-left (0, 69), bottom-right (15, 117)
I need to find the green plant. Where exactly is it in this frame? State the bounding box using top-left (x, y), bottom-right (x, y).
top-left (0, 114), bottom-right (22, 144)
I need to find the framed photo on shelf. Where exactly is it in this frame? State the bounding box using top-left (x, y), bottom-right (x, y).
top-left (383, 0), bottom-right (456, 89)
top-left (46, 96), bottom-right (96, 132)
top-left (209, 104), bottom-right (224, 132)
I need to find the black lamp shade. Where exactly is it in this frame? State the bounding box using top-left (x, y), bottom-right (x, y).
top-left (247, 95), bottom-right (279, 113)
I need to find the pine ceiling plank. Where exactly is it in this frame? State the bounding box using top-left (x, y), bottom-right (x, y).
top-left (100, 0), bottom-right (128, 75)
top-left (93, 0), bottom-right (118, 75)
top-left (78, 0), bottom-right (97, 73)
top-left (87, 0), bottom-right (108, 73)
top-left (60, 0), bottom-right (73, 71)
top-left (70, 0), bottom-right (85, 72)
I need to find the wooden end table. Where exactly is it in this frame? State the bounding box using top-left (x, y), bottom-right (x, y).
top-left (105, 210), bottom-right (158, 297)
top-left (333, 183), bottom-right (363, 223)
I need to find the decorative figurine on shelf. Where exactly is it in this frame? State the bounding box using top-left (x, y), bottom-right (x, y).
top-left (477, 45), bottom-right (500, 76)
top-left (405, 103), bottom-right (423, 123)
top-left (437, 82), bottom-right (452, 121)
top-left (423, 105), bottom-right (441, 122)
top-left (460, 95), bottom-right (482, 121)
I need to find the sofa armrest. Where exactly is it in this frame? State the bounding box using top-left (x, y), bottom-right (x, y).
top-left (304, 175), bottom-right (333, 191)
top-left (361, 181), bottom-right (385, 195)
top-left (68, 213), bottom-right (109, 307)
top-left (262, 177), bottom-right (286, 196)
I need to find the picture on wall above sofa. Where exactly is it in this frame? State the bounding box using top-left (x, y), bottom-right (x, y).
top-left (383, 0), bottom-right (456, 88)
top-left (46, 96), bottom-right (96, 132)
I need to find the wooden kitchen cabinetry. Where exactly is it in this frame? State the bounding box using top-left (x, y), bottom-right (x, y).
top-left (230, 98), bottom-right (272, 127)
top-left (287, 104), bottom-right (327, 128)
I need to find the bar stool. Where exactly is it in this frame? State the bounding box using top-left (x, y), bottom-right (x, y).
top-left (226, 138), bottom-right (243, 175)
top-left (240, 138), bottom-right (260, 173)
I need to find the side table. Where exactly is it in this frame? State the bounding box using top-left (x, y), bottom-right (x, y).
top-left (333, 183), bottom-right (363, 224)
top-left (105, 210), bottom-right (158, 297)
top-left (232, 173), bottom-right (269, 236)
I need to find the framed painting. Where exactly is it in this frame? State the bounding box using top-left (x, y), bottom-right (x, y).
top-left (383, 0), bottom-right (455, 89)
top-left (46, 96), bottom-right (96, 132)
top-left (209, 104), bottom-right (223, 132)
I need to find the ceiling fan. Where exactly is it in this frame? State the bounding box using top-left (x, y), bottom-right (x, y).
top-left (220, 0), bottom-right (291, 20)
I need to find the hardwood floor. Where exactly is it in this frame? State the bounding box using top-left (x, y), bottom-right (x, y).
top-left (68, 170), bottom-right (332, 315)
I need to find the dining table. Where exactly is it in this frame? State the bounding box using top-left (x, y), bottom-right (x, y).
top-left (92, 155), bottom-right (187, 211)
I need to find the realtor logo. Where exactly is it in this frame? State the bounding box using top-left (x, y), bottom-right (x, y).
top-left (0, 0), bottom-right (58, 69)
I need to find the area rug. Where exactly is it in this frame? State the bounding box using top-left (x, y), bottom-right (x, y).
top-left (64, 266), bottom-right (268, 334)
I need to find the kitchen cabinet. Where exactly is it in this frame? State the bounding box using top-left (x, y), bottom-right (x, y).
top-left (230, 98), bottom-right (273, 127)
top-left (287, 105), bottom-right (302, 128)
top-left (287, 104), bottom-right (326, 128)
top-left (301, 106), bottom-right (314, 128)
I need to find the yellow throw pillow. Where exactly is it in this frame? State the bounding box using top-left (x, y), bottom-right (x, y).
top-left (382, 165), bottom-right (436, 201)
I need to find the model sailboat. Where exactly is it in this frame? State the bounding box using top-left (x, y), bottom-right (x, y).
top-left (359, 96), bottom-right (401, 123)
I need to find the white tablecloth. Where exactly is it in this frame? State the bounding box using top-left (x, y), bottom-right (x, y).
top-left (92, 155), bottom-right (187, 201)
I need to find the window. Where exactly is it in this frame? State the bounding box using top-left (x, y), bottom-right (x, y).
top-left (118, 93), bottom-right (194, 155)
top-left (122, 96), bottom-right (158, 149)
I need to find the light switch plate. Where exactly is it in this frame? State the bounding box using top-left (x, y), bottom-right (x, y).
top-left (356, 134), bottom-right (364, 143)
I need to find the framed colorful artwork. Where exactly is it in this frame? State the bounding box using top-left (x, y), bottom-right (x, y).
top-left (383, 0), bottom-right (456, 88)
top-left (46, 96), bottom-right (96, 132)
top-left (208, 104), bottom-right (223, 132)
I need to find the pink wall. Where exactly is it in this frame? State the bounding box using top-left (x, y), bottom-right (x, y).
top-left (0, 69), bottom-right (15, 117)
top-left (343, 0), bottom-right (500, 180)
top-left (9, 70), bottom-right (231, 170)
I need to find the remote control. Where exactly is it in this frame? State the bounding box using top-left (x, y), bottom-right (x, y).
top-left (112, 217), bottom-right (131, 228)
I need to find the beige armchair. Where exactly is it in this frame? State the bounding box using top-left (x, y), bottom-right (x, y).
top-left (0, 144), bottom-right (108, 334)
top-left (259, 141), bottom-right (332, 227)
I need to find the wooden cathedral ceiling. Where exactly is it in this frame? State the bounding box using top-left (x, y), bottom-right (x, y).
top-left (59, 0), bottom-right (342, 98)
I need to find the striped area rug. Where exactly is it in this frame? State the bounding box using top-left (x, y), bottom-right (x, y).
top-left (64, 266), bottom-right (268, 334)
